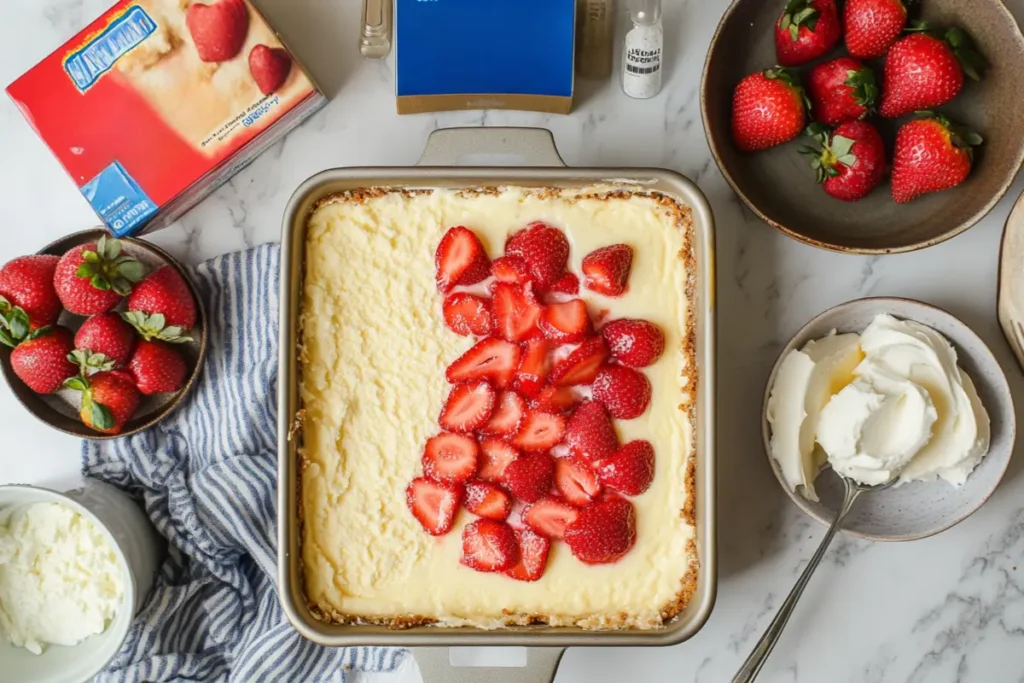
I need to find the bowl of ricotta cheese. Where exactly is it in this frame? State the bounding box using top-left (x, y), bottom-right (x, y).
top-left (763, 298), bottom-right (1015, 541)
top-left (0, 481), bottom-right (162, 682)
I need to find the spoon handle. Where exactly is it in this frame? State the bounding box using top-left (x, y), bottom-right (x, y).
top-left (731, 481), bottom-right (862, 683)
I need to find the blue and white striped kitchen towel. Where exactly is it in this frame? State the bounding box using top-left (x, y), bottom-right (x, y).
top-left (82, 244), bottom-right (406, 682)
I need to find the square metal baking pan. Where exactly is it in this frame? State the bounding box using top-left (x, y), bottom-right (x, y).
top-left (277, 128), bottom-right (717, 656)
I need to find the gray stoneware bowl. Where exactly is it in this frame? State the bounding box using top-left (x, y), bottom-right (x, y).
top-left (762, 297), bottom-right (1015, 541)
top-left (701, 0), bottom-right (1024, 254)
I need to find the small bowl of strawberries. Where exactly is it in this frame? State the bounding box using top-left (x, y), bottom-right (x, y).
top-left (0, 229), bottom-right (207, 439)
top-left (701, 0), bottom-right (1024, 253)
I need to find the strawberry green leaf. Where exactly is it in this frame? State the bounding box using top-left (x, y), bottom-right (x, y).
top-left (91, 274), bottom-right (112, 291)
top-left (102, 236), bottom-right (122, 260)
top-left (149, 313), bottom-right (166, 330)
top-left (76, 263), bottom-right (96, 279)
top-left (8, 309), bottom-right (29, 341)
top-left (26, 325), bottom-right (52, 342)
top-left (82, 250), bottom-right (100, 264)
top-left (946, 27), bottom-right (988, 81)
top-left (0, 328), bottom-right (16, 349)
top-left (111, 277), bottom-right (133, 297)
top-left (964, 132), bottom-right (984, 146)
top-left (116, 260), bottom-right (146, 283)
top-left (64, 376), bottom-right (88, 392)
top-left (91, 402), bottom-right (115, 431)
top-left (789, 23), bottom-right (799, 41)
top-left (831, 136), bottom-right (856, 158)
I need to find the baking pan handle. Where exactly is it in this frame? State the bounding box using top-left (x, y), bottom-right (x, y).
top-left (417, 127), bottom-right (566, 167)
top-left (412, 647), bottom-right (565, 683)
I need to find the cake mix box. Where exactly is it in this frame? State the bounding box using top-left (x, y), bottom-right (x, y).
top-left (7, 0), bottom-right (325, 237)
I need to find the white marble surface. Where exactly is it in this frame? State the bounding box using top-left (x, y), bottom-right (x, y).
top-left (3, 0), bottom-right (1024, 681)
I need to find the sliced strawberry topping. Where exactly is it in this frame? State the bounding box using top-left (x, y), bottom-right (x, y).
top-left (422, 432), bottom-right (479, 484)
top-left (511, 411), bottom-right (566, 452)
top-left (564, 495), bottom-right (637, 564)
top-left (480, 390), bottom-right (527, 436)
top-left (523, 496), bottom-right (579, 539)
top-left (478, 437), bottom-right (519, 482)
top-left (595, 440), bottom-right (655, 496)
top-left (555, 456), bottom-right (603, 507)
top-left (503, 452), bottom-right (556, 503)
top-left (505, 222), bottom-right (570, 289)
top-left (436, 226), bottom-right (490, 293)
top-left (592, 365), bottom-right (652, 419)
top-left (446, 338), bottom-right (521, 388)
top-left (538, 299), bottom-right (592, 344)
top-left (549, 272), bottom-right (580, 295)
top-left (513, 338), bottom-right (550, 398)
top-left (504, 528), bottom-right (551, 582)
top-left (492, 282), bottom-right (543, 342)
top-left (491, 255), bottom-right (531, 284)
top-left (530, 385), bottom-right (580, 414)
top-left (464, 480), bottom-right (512, 521)
top-left (582, 244), bottom-right (633, 297)
top-left (550, 337), bottom-right (609, 386)
top-left (565, 400), bottom-right (619, 462)
top-left (601, 318), bottom-right (666, 368)
top-left (407, 477), bottom-right (463, 536)
top-left (461, 519), bottom-right (519, 572)
top-left (439, 382), bottom-right (496, 433)
top-left (443, 292), bottom-right (494, 337)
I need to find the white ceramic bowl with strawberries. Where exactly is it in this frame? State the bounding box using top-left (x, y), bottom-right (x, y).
top-left (0, 229), bottom-right (207, 439)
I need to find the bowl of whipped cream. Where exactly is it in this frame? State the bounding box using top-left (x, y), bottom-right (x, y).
top-left (0, 481), bottom-right (162, 682)
top-left (763, 298), bottom-right (1015, 541)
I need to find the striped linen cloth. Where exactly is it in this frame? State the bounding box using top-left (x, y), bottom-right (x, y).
top-left (83, 244), bottom-right (405, 682)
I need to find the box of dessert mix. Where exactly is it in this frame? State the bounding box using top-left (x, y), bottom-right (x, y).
top-left (395, 0), bottom-right (575, 115)
top-left (7, 0), bottom-right (325, 237)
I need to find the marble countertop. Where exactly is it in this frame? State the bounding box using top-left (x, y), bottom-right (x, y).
top-left (3, 0), bottom-right (1024, 681)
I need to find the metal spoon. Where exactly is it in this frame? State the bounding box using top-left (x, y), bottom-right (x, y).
top-left (732, 473), bottom-right (897, 683)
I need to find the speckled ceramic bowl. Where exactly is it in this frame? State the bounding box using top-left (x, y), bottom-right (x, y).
top-left (762, 297), bottom-right (1015, 541)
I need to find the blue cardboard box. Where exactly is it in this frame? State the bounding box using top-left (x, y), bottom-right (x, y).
top-left (396, 0), bottom-right (576, 114)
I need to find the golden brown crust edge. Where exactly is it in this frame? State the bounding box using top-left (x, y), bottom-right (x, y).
top-left (297, 185), bottom-right (700, 631)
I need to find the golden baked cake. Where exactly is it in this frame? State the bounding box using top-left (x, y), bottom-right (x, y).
top-left (298, 185), bottom-right (697, 629)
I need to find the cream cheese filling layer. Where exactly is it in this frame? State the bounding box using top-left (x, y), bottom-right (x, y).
top-left (299, 186), bottom-right (695, 628)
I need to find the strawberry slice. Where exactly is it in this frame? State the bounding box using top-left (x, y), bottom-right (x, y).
top-left (464, 480), bottom-right (513, 521)
top-left (582, 244), bottom-right (633, 297)
top-left (480, 390), bottom-right (526, 436)
top-left (440, 382), bottom-right (496, 433)
top-left (422, 432), bottom-right (479, 484)
top-left (538, 299), bottom-right (592, 344)
top-left (511, 411), bottom-right (566, 452)
top-left (443, 293), bottom-right (494, 337)
top-left (602, 319), bottom-right (666, 368)
top-left (549, 272), bottom-right (580, 295)
top-left (492, 282), bottom-right (543, 342)
top-left (436, 226), bottom-right (490, 293)
top-left (505, 528), bottom-right (551, 582)
top-left (595, 440), bottom-right (655, 496)
top-left (549, 337), bottom-right (609, 386)
top-left (523, 496), bottom-right (579, 539)
top-left (564, 495), bottom-right (637, 564)
top-left (406, 477), bottom-right (463, 536)
top-left (503, 452), bottom-right (556, 503)
top-left (446, 338), bottom-right (521, 388)
top-left (505, 222), bottom-right (570, 289)
top-left (492, 255), bottom-right (531, 284)
top-left (513, 338), bottom-right (550, 398)
top-left (554, 456), bottom-right (603, 507)
top-left (461, 519), bottom-right (519, 572)
top-left (592, 365), bottom-right (652, 419)
top-left (531, 385), bottom-right (580, 414)
top-left (478, 437), bottom-right (519, 482)
top-left (565, 400), bottom-right (619, 461)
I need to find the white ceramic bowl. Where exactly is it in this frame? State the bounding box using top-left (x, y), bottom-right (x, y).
top-left (762, 297), bottom-right (1016, 541)
top-left (0, 482), bottom-right (163, 682)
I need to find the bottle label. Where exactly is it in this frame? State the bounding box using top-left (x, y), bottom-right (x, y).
top-left (625, 46), bottom-right (661, 75)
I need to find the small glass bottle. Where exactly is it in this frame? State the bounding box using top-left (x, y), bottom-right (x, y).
top-left (621, 0), bottom-right (663, 99)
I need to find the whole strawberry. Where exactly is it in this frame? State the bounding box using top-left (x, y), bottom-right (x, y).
top-left (54, 237), bottom-right (145, 316)
top-left (732, 68), bottom-right (809, 152)
top-left (65, 370), bottom-right (141, 435)
top-left (774, 0), bottom-right (842, 67)
top-left (0, 255), bottom-right (61, 329)
top-left (891, 115), bottom-right (982, 204)
top-left (8, 326), bottom-right (77, 394)
top-left (880, 27), bottom-right (987, 119)
top-left (803, 121), bottom-right (886, 202)
top-left (845, 0), bottom-right (910, 59)
top-left (74, 312), bottom-right (137, 369)
top-left (807, 58), bottom-right (877, 126)
top-left (126, 266), bottom-right (197, 331)
top-left (128, 339), bottom-right (188, 395)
